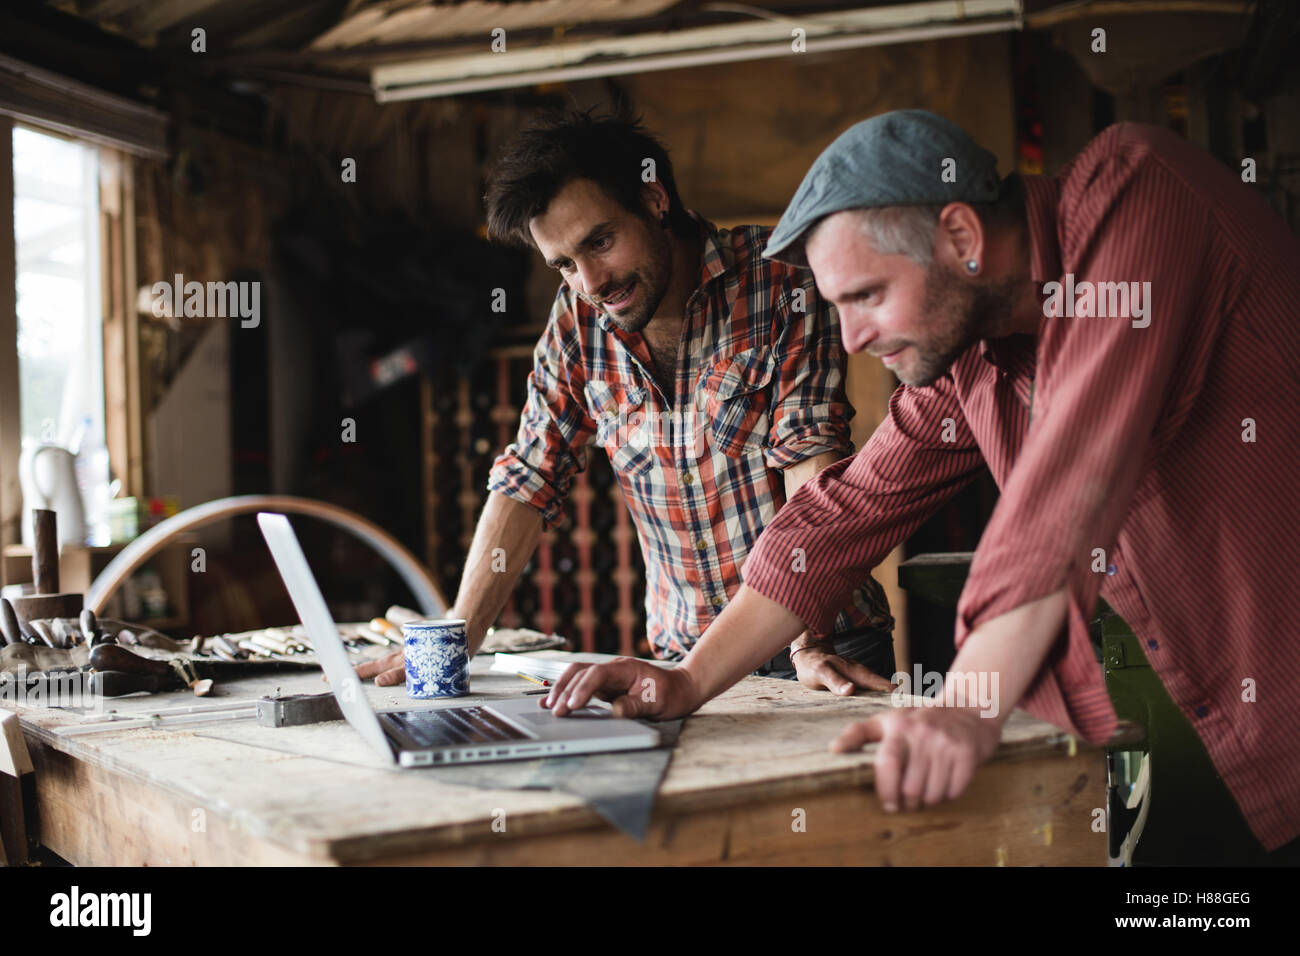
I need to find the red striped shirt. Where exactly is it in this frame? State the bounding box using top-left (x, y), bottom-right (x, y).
top-left (743, 123), bottom-right (1300, 851)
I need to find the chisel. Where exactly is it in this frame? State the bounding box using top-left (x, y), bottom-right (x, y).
top-left (27, 619), bottom-right (56, 648)
top-left (0, 599), bottom-right (20, 647)
top-left (81, 608), bottom-right (107, 646)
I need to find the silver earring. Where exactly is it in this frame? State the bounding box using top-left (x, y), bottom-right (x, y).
top-left (965, 260), bottom-right (979, 274)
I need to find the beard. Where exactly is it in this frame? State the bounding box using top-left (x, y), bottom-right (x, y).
top-left (584, 220), bottom-right (673, 333)
top-left (895, 263), bottom-right (1019, 387)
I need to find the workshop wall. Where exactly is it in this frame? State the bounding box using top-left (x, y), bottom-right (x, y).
top-left (130, 19), bottom-right (1300, 649)
top-left (130, 28), bottom-right (1020, 433)
top-left (129, 32), bottom-right (1012, 574)
top-left (231, 32), bottom-right (1016, 650)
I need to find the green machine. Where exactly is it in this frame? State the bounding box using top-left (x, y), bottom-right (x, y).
top-left (897, 553), bottom-right (1272, 866)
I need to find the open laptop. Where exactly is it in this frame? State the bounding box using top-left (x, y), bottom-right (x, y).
top-left (257, 512), bottom-right (661, 767)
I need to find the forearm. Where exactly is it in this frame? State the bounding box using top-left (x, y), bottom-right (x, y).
top-left (450, 491), bottom-right (544, 654)
top-left (944, 588), bottom-right (1068, 726)
top-left (782, 450), bottom-right (839, 499)
top-left (781, 450), bottom-right (842, 654)
top-left (678, 584), bottom-right (806, 704)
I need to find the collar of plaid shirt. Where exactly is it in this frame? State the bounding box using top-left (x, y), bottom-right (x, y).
top-left (586, 211), bottom-right (733, 378)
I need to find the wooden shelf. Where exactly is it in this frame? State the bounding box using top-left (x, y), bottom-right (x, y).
top-left (3, 532), bottom-right (199, 559)
top-left (2, 534), bottom-right (199, 630)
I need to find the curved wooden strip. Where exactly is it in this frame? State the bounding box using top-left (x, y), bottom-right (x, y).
top-left (86, 495), bottom-right (446, 618)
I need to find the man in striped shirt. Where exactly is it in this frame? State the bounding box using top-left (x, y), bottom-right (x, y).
top-left (545, 110), bottom-right (1300, 860)
top-left (358, 109), bottom-right (896, 693)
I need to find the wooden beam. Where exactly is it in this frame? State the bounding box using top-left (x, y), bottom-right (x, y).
top-left (0, 55), bottom-right (167, 160)
top-left (123, 154), bottom-right (144, 498)
top-left (98, 147), bottom-right (145, 499)
top-left (116, 0), bottom-right (230, 40)
top-left (1024, 0), bottom-right (1250, 30)
top-left (80, 1), bottom-right (146, 21)
top-left (0, 118), bottom-right (22, 553)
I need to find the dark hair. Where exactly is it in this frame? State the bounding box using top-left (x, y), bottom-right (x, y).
top-left (484, 108), bottom-right (696, 248)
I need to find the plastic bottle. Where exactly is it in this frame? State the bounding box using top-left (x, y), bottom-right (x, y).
top-left (75, 415), bottom-right (112, 546)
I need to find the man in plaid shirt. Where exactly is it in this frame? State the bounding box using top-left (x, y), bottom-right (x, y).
top-left (359, 110), bottom-right (894, 692)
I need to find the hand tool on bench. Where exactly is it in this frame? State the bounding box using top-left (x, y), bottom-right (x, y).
top-left (27, 619), bottom-right (56, 647)
top-left (170, 658), bottom-right (213, 696)
top-left (16, 616), bottom-right (40, 645)
top-left (11, 509), bottom-right (83, 627)
top-left (0, 599), bottom-right (21, 647)
top-left (255, 691), bottom-right (344, 727)
top-left (87, 643), bottom-right (265, 697)
top-left (210, 635), bottom-right (245, 661)
top-left (89, 669), bottom-right (177, 696)
top-left (89, 643), bottom-right (175, 678)
top-left (81, 608), bottom-right (113, 647)
top-left (133, 630), bottom-right (186, 652)
top-left (2, 598), bottom-right (41, 646)
top-left (49, 617), bottom-right (78, 647)
top-left (87, 643), bottom-right (212, 696)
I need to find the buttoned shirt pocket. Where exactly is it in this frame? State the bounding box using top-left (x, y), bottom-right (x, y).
top-left (584, 380), bottom-right (655, 477)
top-left (698, 348), bottom-right (776, 457)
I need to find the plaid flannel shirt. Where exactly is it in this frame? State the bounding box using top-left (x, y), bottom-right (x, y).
top-left (489, 212), bottom-right (893, 659)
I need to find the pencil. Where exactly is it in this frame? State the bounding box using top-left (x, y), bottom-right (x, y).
top-left (516, 672), bottom-right (551, 686)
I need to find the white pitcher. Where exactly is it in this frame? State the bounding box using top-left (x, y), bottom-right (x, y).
top-left (18, 441), bottom-right (86, 547)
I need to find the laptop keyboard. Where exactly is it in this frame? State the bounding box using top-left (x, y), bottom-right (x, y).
top-left (386, 706), bottom-right (529, 747)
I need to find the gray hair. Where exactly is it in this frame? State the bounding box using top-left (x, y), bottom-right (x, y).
top-left (802, 175), bottom-right (1024, 268)
top-left (849, 205), bottom-right (946, 265)
top-left (831, 176), bottom-right (1024, 266)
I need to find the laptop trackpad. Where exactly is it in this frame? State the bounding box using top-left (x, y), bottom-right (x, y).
top-left (519, 705), bottom-right (609, 722)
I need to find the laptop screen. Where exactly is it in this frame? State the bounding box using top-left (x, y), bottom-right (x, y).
top-left (257, 512), bottom-right (397, 763)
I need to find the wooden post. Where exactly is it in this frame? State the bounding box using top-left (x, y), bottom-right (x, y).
top-left (0, 711), bottom-right (36, 865)
top-left (0, 118), bottom-right (22, 556)
top-left (99, 147), bottom-right (145, 499)
top-left (31, 509), bottom-right (59, 594)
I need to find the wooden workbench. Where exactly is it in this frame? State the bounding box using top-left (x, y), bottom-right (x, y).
top-left (5, 655), bottom-right (1137, 866)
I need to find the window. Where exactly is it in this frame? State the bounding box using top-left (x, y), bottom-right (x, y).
top-left (12, 125), bottom-right (110, 543)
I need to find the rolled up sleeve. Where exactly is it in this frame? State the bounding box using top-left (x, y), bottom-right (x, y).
top-left (487, 292), bottom-right (596, 530)
top-left (744, 373), bottom-right (987, 634)
top-left (954, 157), bottom-right (1208, 742)
top-left (763, 271), bottom-right (856, 469)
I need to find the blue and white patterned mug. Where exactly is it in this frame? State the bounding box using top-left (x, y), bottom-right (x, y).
top-left (403, 619), bottom-right (470, 699)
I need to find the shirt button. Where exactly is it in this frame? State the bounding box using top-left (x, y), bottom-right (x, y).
top-left (1194, 704), bottom-right (1210, 719)
top-left (682, 472), bottom-right (694, 485)
top-left (711, 596), bottom-right (723, 608)
top-left (695, 538), bottom-right (708, 551)
top-left (1147, 639), bottom-right (1159, 651)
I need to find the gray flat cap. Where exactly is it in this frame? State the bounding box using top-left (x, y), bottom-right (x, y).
top-left (764, 109), bottom-right (1001, 267)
